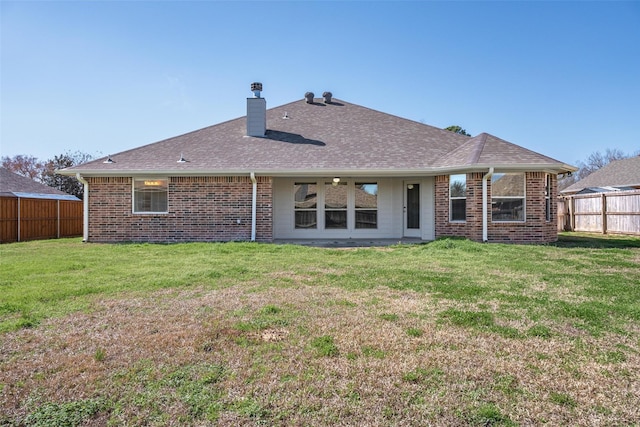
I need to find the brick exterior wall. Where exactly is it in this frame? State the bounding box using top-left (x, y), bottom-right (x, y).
top-left (435, 172), bottom-right (558, 243)
top-left (86, 173), bottom-right (557, 244)
top-left (86, 176), bottom-right (273, 243)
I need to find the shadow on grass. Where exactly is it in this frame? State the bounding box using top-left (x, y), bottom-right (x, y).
top-left (554, 232), bottom-right (640, 249)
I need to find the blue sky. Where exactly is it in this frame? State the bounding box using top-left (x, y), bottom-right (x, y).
top-left (1, 1), bottom-right (639, 167)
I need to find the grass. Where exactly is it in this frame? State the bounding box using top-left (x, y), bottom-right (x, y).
top-left (22, 397), bottom-right (107, 427)
top-left (310, 335), bottom-right (339, 357)
top-left (0, 232), bottom-right (639, 425)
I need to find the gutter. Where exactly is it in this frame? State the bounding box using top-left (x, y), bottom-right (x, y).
top-left (56, 162), bottom-right (577, 179)
top-left (250, 172), bottom-right (257, 242)
top-left (76, 173), bottom-right (89, 242)
top-left (482, 167), bottom-right (494, 242)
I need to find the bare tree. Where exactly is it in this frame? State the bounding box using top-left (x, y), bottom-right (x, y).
top-left (41, 151), bottom-right (94, 199)
top-left (558, 148), bottom-right (633, 190)
top-left (576, 148), bottom-right (628, 180)
top-left (1, 154), bottom-right (45, 181)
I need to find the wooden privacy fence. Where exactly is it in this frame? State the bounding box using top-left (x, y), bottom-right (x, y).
top-left (558, 190), bottom-right (640, 235)
top-left (0, 196), bottom-right (83, 243)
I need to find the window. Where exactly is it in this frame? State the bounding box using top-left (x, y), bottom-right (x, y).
top-left (292, 181), bottom-right (379, 230)
top-left (545, 174), bottom-right (552, 222)
top-left (491, 173), bottom-right (525, 221)
top-left (406, 183), bottom-right (420, 229)
top-left (355, 183), bottom-right (378, 228)
top-left (325, 182), bottom-right (347, 228)
top-left (133, 179), bottom-right (168, 213)
top-left (449, 174), bottom-right (466, 222)
top-left (294, 183), bottom-right (317, 228)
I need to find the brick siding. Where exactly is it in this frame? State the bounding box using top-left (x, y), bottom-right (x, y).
top-left (87, 176), bottom-right (273, 243)
top-left (87, 173), bottom-right (557, 244)
top-left (435, 172), bottom-right (558, 243)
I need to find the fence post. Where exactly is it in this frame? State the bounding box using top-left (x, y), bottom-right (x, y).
top-left (569, 196), bottom-right (575, 231)
top-left (57, 200), bottom-right (60, 239)
top-left (17, 197), bottom-right (21, 242)
top-left (601, 193), bottom-right (607, 234)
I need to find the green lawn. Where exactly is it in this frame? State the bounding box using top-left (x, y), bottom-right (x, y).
top-left (1, 233), bottom-right (639, 426)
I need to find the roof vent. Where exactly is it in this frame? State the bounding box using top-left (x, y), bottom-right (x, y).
top-left (322, 91), bottom-right (332, 103)
top-left (103, 156), bottom-right (114, 164)
top-left (304, 92), bottom-right (314, 104)
top-left (250, 82), bottom-right (263, 98)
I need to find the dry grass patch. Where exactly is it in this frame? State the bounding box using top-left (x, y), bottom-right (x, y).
top-left (2, 282), bottom-right (639, 426)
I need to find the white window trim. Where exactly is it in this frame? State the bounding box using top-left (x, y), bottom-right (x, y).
top-left (449, 174), bottom-right (466, 223)
top-left (294, 182), bottom-right (318, 229)
top-left (545, 173), bottom-right (552, 222)
top-left (354, 182), bottom-right (379, 230)
top-left (293, 180), bottom-right (378, 231)
top-left (132, 178), bottom-right (169, 214)
top-left (324, 181), bottom-right (348, 229)
top-left (491, 173), bottom-right (526, 223)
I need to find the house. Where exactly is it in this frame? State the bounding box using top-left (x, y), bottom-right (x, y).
top-left (560, 156), bottom-right (640, 195)
top-left (58, 84), bottom-right (576, 244)
top-left (0, 167), bottom-right (82, 242)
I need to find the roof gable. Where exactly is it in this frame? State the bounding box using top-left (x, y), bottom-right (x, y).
top-left (437, 133), bottom-right (566, 168)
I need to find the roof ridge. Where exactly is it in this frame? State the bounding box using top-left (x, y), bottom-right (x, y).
top-left (480, 132), bottom-right (566, 164)
top-left (468, 133), bottom-right (489, 165)
top-left (273, 98), bottom-right (475, 140)
top-left (431, 134), bottom-right (477, 166)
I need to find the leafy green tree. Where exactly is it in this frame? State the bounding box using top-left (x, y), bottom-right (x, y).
top-left (41, 151), bottom-right (93, 199)
top-left (444, 125), bottom-right (471, 136)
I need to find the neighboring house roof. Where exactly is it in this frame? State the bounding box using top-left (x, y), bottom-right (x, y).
top-left (574, 186), bottom-right (636, 195)
top-left (0, 167), bottom-right (80, 200)
top-left (561, 156), bottom-right (640, 194)
top-left (59, 97), bottom-right (575, 177)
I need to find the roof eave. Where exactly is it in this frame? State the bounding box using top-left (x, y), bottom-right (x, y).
top-left (58, 162), bottom-right (576, 178)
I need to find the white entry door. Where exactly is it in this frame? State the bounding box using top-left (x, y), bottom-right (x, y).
top-left (404, 182), bottom-right (421, 237)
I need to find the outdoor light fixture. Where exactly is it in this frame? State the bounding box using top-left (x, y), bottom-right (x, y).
top-left (407, 184), bottom-right (414, 190)
top-left (332, 177), bottom-right (341, 186)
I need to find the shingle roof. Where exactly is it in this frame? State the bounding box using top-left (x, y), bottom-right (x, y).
top-left (437, 133), bottom-right (563, 168)
top-left (0, 167), bottom-right (79, 200)
top-left (561, 156), bottom-right (640, 194)
top-left (60, 97), bottom-right (575, 177)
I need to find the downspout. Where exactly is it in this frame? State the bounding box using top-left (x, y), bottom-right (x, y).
top-left (76, 173), bottom-right (89, 242)
top-left (250, 172), bottom-right (257, 242)
top-left (482, 167), bottom-right (494, 242)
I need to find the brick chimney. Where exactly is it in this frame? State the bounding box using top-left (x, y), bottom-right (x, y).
top-left (246, 82), bottom-right (266, 137)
